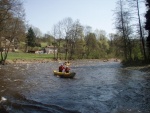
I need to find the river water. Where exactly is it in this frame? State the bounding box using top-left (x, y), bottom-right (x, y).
top-left (0, 60), bottom-right (150, 113)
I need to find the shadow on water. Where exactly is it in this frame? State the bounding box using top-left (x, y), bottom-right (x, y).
top-left (0, 60), bottom-right (150, 113)
top-left (1, 91), bottom-right (80, 113)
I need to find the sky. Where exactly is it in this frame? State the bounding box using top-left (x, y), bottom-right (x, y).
top-left (23, 0), bottom-right (145, 35)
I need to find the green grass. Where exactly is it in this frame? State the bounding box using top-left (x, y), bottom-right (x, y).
top-left (7, 52), bottom-right (54, 60)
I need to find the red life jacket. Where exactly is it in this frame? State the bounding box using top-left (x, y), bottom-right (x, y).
top-left (59, 65), bottom-right (64, 72)
top-left (65, 67), bottom-right (70, 73)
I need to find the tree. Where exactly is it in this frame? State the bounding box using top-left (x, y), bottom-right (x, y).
top-left (108, 34), bottom-right (124, 58)
top-left (26, 27), bottom-right (36, 50)
top-left (67, 20), bottom-right (84, 59)
top-left (0, 0), bottom-right (12, 32)
top-left (0, 0), bottom-right (26, 64)
top-left (96, 30), bottom-right (109, 58)
top-left (75, 38), bottom-right (85, 59)
top-left (114, 0), bottom-right (133, 60)
top-left (85, 33), bottom-right (99, 58)
top-left (55, 21), bottom-right (63, 60)
top-left (41, 33), bottom-right (53, 45)
top-left (62, 17), bottom-right (73, 60)
top-left (127, 0), bottom-right (147, 60)
top-left (109, 33), bottom-right (123, 58)
top-left (145, 0), bottom-right (150, 59)
top-left (51, 25), bottom-right (58, 59)
top-left (83, 25), bottom-right (92, 36)
top-left (32, 26), bottom-right (42, 38)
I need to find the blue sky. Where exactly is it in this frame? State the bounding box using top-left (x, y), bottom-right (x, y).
top-left (23, 0), bottom-right (145, 35)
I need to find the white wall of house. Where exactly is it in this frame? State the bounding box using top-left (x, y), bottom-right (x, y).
top-left (35, 51), bottom-right (44, 54)
top-left (45, 48), bottom-right (57, 54)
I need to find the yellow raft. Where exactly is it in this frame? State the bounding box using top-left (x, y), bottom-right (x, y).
top-left (53, 70), bottom-right (76, 78)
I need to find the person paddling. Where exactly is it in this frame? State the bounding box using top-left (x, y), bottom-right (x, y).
top-left (59, 64), bottom-right (65, 72)
top-left (65, 66), bottom-right (70, 73)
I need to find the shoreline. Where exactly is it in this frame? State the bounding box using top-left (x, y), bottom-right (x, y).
top-left (5, 59), bottom-right (55, 64)
top-left (123, 64), bottom-right (150, 73)
top-left (4, 58), bottom-right (121, 64)
top-left (2, 59), bottom-right (150, 73)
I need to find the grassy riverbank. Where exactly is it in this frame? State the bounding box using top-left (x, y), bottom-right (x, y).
top-left (4, 52), bottom-right (55, 64)
top-left (7, 52), bottom-right (54, 60)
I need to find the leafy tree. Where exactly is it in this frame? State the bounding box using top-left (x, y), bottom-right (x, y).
top-left (67, 20), bottom-right (84, 59)
top-left (98, 37), bottom-right (109, 58)
top-left (95, 30), bottom-right (109, 58)
top-left (85, 33), bottom-right (99, 58)
top-left (75, 38), bottom-right (85, 59)
top-left (26, 27), bottom-right (36, 48)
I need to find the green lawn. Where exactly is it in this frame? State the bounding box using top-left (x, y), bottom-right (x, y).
top-left (7, 52), bottom-right (54, 60)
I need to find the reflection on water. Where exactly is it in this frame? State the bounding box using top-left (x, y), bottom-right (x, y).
top-left (0, 60), bottom-right (150, 113)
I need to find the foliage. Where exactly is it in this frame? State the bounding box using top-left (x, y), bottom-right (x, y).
top-left (84, 33), bottom-right (99, 58)
top-left (113, 0), bottom-right (149, 65)
top-left (74, 38), bottom-right (85, 59)
top-left (26, 27), bottom-right (36, 47)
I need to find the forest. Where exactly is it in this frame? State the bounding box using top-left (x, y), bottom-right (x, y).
top-left (0, 0), bottom-right (150, 65)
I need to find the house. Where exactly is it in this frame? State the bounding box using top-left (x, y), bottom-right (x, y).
top-left (35, 50), bottom-right (44, 54)
top-left (0, 37), bottom-right (18, 52)
top-left (44, 46), bottom-right (57, 54)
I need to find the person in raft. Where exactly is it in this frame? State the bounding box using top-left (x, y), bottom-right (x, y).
top-left (59, 64), bottom-right (65, 72)
top-left (65, 66), bottom-right (70, 73)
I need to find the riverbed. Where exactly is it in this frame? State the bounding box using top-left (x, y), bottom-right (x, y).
top-left (0, 60), bottom-right (150, 113)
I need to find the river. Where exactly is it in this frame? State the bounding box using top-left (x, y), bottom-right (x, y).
top-left (0, 60), bottom-right (150, 113)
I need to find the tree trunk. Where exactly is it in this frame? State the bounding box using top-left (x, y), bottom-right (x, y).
top-left (53, 39), bottom-right (56, 60)
top-left (120, 0), bottom-right (128, 60)
top-left (65, 38), bottom-right (68, 60)
top-left (136, 0), bottom-right (147, 60)
top-left (56, 39), bottom-right (61, 60)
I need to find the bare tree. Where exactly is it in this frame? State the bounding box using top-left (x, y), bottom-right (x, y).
top-left (62, 17), bottom-right (73, 60)
top-left (127, 0), bottom-right (147, 60)
top-left (52, 18), bottom-right (84, 60)
top-left (55, 21), bottom-right (64, 60)
top-left (32, 26), bottom-right (42, 38)
top-left (67, 20), bottom-right (84, 59)
top-left (145, 0), bottom-right (150, 58)
top-left (51, 25), bottom-right (57, 60)
top-left (0, 0), bottom-right (26, 64)
top-left (114, 0), bottom-right (133, 60)
top-left (83, 26), bottom-right (92, 36)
